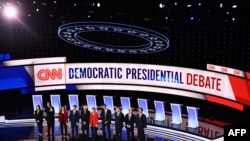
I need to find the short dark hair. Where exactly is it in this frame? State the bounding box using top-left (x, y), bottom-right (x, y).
top-left (36, 105), bottom-right (40, 110)
top-left (103, 104), bottom-right (107, 107)
top-left (139, 107), bottom-right (143, 111)
top-left (73, 105), bottom-right (77, 108)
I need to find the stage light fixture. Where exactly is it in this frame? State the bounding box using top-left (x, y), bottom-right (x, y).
top-left (159, 3), bottom-right (165, 8)
top-left (232, 5), bottom-right (237, 8)
top-left (97, 2), bottom-right (101, 7)
top-left (3, 5), bottom-right (17, 19)
top-left (220, 3), bottom-right (223, 8)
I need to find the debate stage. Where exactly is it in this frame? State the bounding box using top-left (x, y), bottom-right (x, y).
top-left (0, 119), bottom-right (224, 141)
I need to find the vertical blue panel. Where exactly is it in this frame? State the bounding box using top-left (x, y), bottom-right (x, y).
top-left (86, 95), bottom-right (97, 109)
top-left (187, 106), bottom-right (199, 128)
top-left (50, 95), bottom-right (61, 114)
top-left (32, 95), bottom-right (43, 111)
top-left (120, 97), bottom-right (131, 115)
top-left (154, 101), bottom-right (165, 121)
top-left (170, 103), bottom-right (182, 124)
top-left (137, 99), bottom-right (148, 117)
top-left (155, 136), bottom-right (164, 141)
top-left (103, 96), bottom-right (114, 114)
top-left (68, 95), bottom-right (79, 110)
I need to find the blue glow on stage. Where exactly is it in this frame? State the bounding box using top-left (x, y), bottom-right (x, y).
top-left (68, 95), bottom-right (79, 110)
top-left (50, 95), bottom-right (61, 114)
top-left (86, 95), bottom-right (97, 109)
top-left (103, 96), bottom-right (114, 113)
top-left (187, 106), bottom-right (199, 128)
top-left (120, 97), bottom-right (131, 115)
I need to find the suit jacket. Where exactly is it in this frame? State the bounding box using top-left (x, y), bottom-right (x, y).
top-left (80, 110), bottom-right (90, 125)
top-left (35, 110), bottom-right (43, 123)
top-left (58, 110), bottom-right (68, 123)
top-left (124, 113), bottom-right (136, 129)
top-left (69, 110), bottom-right (80, 124)
top-left (89, 111), bottom-right (99, 127)
top-left (136, 114), bottom-right (147, 129)
top-left (100, 109), bottom-right (112, 124)
top-left (115, 112), bottom-right (124, 129)
top-left (45, 106), bottom-right (55, 122)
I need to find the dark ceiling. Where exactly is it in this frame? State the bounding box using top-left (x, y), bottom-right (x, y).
top-left (0, 0), bottom-right (249, 71)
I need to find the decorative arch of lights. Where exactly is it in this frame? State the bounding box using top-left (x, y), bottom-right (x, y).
top-left (58, 22), bottom-right (170, 54)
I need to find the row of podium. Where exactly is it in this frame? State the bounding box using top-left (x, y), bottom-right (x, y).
top-left (32, 95), bottom-right (200, 128)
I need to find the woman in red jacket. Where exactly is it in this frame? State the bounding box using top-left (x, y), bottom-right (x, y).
top-left (89, 107), bottom-right (99, 140)
top-left (58, 106), bottom-right (68, 137)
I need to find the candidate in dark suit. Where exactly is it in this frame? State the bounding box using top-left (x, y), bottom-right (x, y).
top-left (115, 107), bottom-right (124, 141)
top-left (80, 105), bottom-right (90, 137)
top-left (45, 101), bottom-right (55, 138)
top-left (124, 108), bottom-right (136, 141)
top-left (35, 105), bottom-right (43, 136)
top-left (100, 104), bottom-right (112, 140)
top-left (69, 105), bottom-right (80, 137)
top-left (136, 108), bottom-right (147, 141)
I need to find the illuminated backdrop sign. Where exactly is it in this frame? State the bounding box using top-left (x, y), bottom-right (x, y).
top-left (58, 22), bottom-right (170, 54)
top-left (1, 56), bottom-right (250, 111)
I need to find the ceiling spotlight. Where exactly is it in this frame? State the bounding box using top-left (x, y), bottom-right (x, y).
top-left (220, 3), bottom-right (223, 8)
top-left (174, 2), bottom-right (178, 6)
top-left (232, 17), bottom-right (235, 21)
top-left (190, 16), bottom-right (194, 20)
top-left (97, 2), bottom-right (101, 7)
top-left (198, 3), bottom-right (202, 6)
top-left (232, 5), bottom-right (237, 8)
top-left (159, 3), bottom-right (165, 8)
top-left (36, 8), bottom-right (39, 12)
top-left (187, 4), bottom-right (192, 8)
top-left (3, 5), bottom-right (18, 19)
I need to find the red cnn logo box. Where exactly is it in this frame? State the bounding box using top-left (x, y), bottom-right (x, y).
top-left (34, 64), bottom-right (66, 86)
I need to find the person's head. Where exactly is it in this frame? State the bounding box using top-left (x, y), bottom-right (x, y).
top-left (73, 105), bottom-right (77, 110)
top-left (61, 106), bottom-right (65, 111)
top-left (103, 104), bottom-right (107, 110)
top-left (36, 105), bottom-right (40, 110)
top-left (116, 107), bottom-right (121, 113)
top-left (46, 101), bottom-right (51, 107)
top-left (91, 107), bottom-right (96, 113)
top-left (83, 105), bottom-right (88, 110)
top-left (128, 108), bottom-right (133, 114)
top-left (138, 107), bottom-right (143, 114)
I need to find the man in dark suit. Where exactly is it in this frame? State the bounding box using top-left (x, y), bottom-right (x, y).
top-left (45, 101), bottom-right (55, 138)
top-left (100, 104), bottom-right (112, 141)
top-left (124, 108), bottom-right (136, 141)
top-left (69, 105), bottom-right (80, 137)
top-left (136, 108), bottom-right (147, 141)
top-left (80, 105), bottom-right (90, 138)
top-left (115, 107), bottom-right (124, 141)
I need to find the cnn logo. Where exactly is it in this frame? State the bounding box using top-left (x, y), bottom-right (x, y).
top-left (37, 68), bottom-right (62, 80)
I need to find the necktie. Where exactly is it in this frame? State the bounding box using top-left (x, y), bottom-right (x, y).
top-left (129, 114), bottom-right (131, 120)
top-left (104, 111), bottom-right (106, 120)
